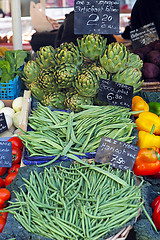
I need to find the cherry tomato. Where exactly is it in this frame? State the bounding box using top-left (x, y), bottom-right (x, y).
top-left (0, 178), bottom-right (4, 188)
top-left (0, 208), bottom-right (8, 220)
top-left (8, 136), bottom-right (23, 150)
top-left (5, 172), bottom-right (17, 187)
top-left (0, 216), bottom-right (6, 233)
top-left (12, 147), bottom-right (22, 164)
top-left (8, 164), bottom-right (20, 174)
top-left (0, 188), bottom-right (11, 201)
top-left (0, 168), bottom-right (7, 177)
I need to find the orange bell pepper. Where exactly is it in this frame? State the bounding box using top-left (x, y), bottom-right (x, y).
top-left (132, 147), bottom-right (160, 176)
top-left (132, 96), bottom-right (149, 117)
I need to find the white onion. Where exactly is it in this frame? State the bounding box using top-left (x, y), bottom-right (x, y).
top-left (0, 107), bottom-right (15, 118)
top-left (12, 97), bottom-right (24, 112)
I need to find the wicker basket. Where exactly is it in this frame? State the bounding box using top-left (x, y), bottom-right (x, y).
top-left (141, 81), bottom-right (160, 92)
top-left (106, 225), bottom-right (133, 240)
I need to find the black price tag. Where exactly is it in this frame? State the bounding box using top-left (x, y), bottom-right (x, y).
top-left (95, 137), bottom-right (139, 171)
top-left (74, 0), bottom-right (120, 35)
top-left (98, 79), bottom-right (133, 108)
top-left (0, 141), bottom-right (12, 168)
top-left (130, 22), bottom-right (159, 49)
top-left (0, 113), bottom-right (8, 134)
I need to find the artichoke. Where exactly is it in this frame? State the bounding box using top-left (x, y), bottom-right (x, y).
top-left (127, 53), bottom-right (143, 70)
top-left (65, 93), bottom-right (93, 112)
top-left (36, 67), bottom-right (58, 91)
top-left (55, 42), bottom-right (83, 66)
top-left (77, 34), bottom-right (107, 61)
top-left (99, 42), bottom-right (129, 73)
top-left (112, 67), bottom-right (143, 93)
top-left (74, 68), bottom-right (99, 97)
top-left (29, 82), bottom-right (45, 102)
top-left (22, 60), bottom-right (39, 84)
top-left (36, 45), bottom-right (56, 68)
top-left (54, 63), bottom-right (78, 89)
top-left (41, 92), bottom-right (66, 109)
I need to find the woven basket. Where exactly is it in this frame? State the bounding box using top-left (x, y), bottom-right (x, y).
top-left (106, 225), bottom-right (133, 240)
top-left (141, 81), bottom-right (160, 92)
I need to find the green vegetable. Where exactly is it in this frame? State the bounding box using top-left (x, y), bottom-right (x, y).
top-left (148, 102), bottom-right (160, 116)
top-left (3, 162), bottom-right (143, 240)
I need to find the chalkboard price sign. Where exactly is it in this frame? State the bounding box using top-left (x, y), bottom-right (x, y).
top-left (0, 141), bottom-right (12, 168)
top-left (74, 0), bottom-right (120, 34)
top-left (98, 79), bottom-right (133, 108)
top-left (0, 113), bottom-right (8, 134)
top-left (95, 137), bottom-right (139, 171)
top-left (130, 22), bottom-right (159, 49)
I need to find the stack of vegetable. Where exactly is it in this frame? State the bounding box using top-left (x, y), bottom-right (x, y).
top-left (133, 40), bottom-right (160, 82)
top-left (0, 97), bottom-right (24, 138)
top-left (19, 103), bottom-right (136, 165)
top-left (22, 34), bottom-right (143, 112)
top-left (1, 161), bottom-right (143, 239)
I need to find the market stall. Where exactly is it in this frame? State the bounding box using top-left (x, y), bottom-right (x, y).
top-left (0, 1), bottom-right (160, 240)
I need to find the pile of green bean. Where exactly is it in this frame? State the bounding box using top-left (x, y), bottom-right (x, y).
top-left (5, 162), bottom-right (143, 240)
top-left (19, 104), bottom-right (136, 163)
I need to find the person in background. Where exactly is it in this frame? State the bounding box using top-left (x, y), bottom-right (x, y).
top-left (130, 0), bottom-right (160, 38)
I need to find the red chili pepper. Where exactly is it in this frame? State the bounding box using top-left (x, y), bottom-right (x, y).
top-left (132, 147), bottom-right (160, 176)
top-left (151, 195), bottom-right (160, 210)
top-left (152, 201), bottom-right (160, 230)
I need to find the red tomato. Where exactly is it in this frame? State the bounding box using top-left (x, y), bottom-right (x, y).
top-left (8, 136), bottom-right (23, 150)
top-left (0, 188), bottom-right (11, 201)
top-left (0, 178), bottom-right (4, 188)
top-left (0, 168), bottom-right (7, 177)
top-left (0, 199), bottom-right (5, 208)
top-left (0, 208), bottom-right (8, 220)
top-left (5, 172), bottom-right (17, 187)
top-left (152, 201), bottom-right (160, 230)
top-left (12, 147), bottom-right (22, 164)
top-left (151, 195), bottom-right (160, 210)
top-left (0, 216), bottom-right (6, 233)
top-left (8, 164), bottom-right (20, 174)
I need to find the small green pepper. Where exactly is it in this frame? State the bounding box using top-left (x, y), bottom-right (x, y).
top-left (148, 102), bottom-right (160, 116)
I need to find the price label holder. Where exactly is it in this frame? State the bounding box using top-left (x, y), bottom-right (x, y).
top-left (0, 113), bottom-right (8, 134)
top-left (95, 137), bottom-right (139, 171)
top-left (74, 0), bottom-right (120, 34)
top-left (0, 141), bottom-right (12, 168)
top-left (98, 79), bottom-right (133, 108)
top-left (130, 22), bottom-right (159, 49)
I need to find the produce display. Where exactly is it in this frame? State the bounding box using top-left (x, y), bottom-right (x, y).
top-left (22, 34), bottom-right (143, 111)
top-left (3, 161), bottom-right (143, 240)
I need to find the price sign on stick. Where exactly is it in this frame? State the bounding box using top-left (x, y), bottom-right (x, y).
top-left (74, 0), bottom-right (120, 34)
top-left (95, 137), bottom-right (139, 171)
top-left (0, 141), bottom-right (12, 168)
top-left (98, 79), bottom-right (133, 109)
top-left (0, 113), bottom-right (8, 134)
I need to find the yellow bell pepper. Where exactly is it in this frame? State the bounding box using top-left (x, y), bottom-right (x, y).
top-left (135, 112), bottom-right (160, 135)
top-left (137, 130), bottom-right (160, 149)
top-left (132, 96), bottom-right (149, 117)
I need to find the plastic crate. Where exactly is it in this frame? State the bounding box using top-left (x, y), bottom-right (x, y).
top-left (0, 75), bottom-right (21, 100)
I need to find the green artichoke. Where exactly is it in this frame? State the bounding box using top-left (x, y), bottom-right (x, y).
top-left (65, 93), bottom-right (93, 112)
top-left (127, 53), bottom-right (143, 70)
top-left (112, 67), bottom-right (143, 93)
top-left (36, 67), bottom-right (58, 91)
top-left (77, 34), bottom-right (107, 61)
top-left (22, 60), bottom-right (39, 84)
top-left (74, 68), bottom-right (99, 97)
top-left (36, 45), bottom-right (56, 68)
top-left (55, 42), bottom-right (83, 66)
top-left (29, 82), bottom-right (45, 102)
top-left (99, 42), bottom-right (129, 73)
top-left (54, 63), bottom-right (78, 89)
top-left (41, 92), bottom-right (66, 109)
